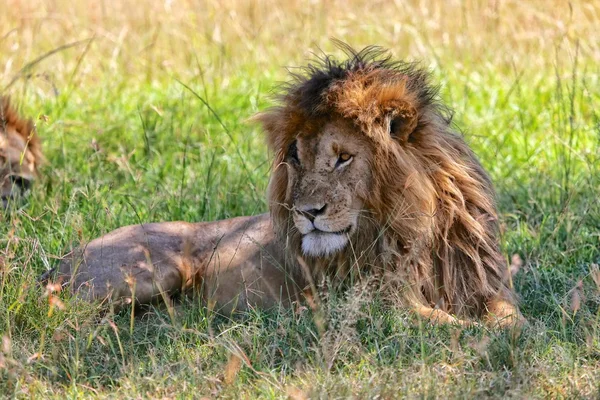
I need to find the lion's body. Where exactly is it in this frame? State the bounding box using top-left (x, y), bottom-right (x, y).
top-left (0, 97), bottom-right (42, 207)
top-left (58, 214), bottom-right (304, 314)
top-left (54, 46), bottom-right (523, 327)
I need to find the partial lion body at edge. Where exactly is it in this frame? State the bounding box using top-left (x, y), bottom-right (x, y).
top-left (0, 96), bottom-right (43, 207)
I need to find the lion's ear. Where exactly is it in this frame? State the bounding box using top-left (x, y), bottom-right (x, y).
top-left (251, 109), bottom-right (284, 151)
top-left (387, 101), bottom-right (418, 142)
top-left (250, 110), bottom-right (277, 134)
top-left (252, 107), bottom-right (305, 153)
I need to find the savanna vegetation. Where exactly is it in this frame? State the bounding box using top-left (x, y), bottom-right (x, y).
top-left (1, 1), bottom-right (599, 398)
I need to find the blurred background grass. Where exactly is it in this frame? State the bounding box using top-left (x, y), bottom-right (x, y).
top-left (1, 0), bottom-right (599, 398)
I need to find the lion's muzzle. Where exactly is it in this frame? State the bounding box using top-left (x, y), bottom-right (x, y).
top-left (293, 203), bottom-right (357, 257)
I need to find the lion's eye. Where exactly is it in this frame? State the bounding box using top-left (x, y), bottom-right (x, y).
top-left (287, 141), bottom-right (299, 164)
top-left (336, 152), bottom-right (353, 168)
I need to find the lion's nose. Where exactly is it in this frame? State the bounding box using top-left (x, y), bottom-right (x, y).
top-left (298, 204), bottom-right (328, 222)
top-left (10, 175), bottom-right (32, 191)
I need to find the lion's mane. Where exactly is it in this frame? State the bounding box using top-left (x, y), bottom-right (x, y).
top-left (256, 45), bottom-right (511, 318)
top-left (1, 96), bottom-right (43, 168)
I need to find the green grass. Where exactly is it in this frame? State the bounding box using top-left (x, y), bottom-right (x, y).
top-left (1, 1), bottom-right (600, 398)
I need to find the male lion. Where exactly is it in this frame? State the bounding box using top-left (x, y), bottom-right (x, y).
top-left (0, 96), bottom-right (42, 208)
top-left (52, 46), bottom-right (523, 327)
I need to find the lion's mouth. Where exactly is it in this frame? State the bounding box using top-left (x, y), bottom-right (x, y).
top-left (301, 225), bottom-right (353, 257)
top-left (311, 225), bottom-right (353, 236)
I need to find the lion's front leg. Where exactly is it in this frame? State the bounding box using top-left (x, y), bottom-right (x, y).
top-left (483, 289), bottom-right (526, 328)
top-left (413, 304), bottom-right (477, 327)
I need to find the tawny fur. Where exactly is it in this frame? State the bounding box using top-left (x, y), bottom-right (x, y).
top-left (53, 45), bottom-right (523, 327)
top-left (0, 96), bottom-right (42, 163)
top-left (0, 96), bottom-right (42, 205)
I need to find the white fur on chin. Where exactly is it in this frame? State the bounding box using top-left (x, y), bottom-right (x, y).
top-left (301, 232), bottom-right (349, 257)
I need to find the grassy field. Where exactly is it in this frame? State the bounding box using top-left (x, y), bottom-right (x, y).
top-left (1, 0), bottom-right (599, 398)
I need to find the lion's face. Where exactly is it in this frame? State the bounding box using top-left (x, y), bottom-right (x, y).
top-left (1, 97), bottom-right (40, 208)
top-left (285, 118), bottom-right (373, 256)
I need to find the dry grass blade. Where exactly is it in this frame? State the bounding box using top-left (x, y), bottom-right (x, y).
top-left (570, 280), bottom-right (583, 315)
top-left (223, 353), bottom-right (242, 385)
top-left (286, 385), bottom-right (309, 400)
top-left (590, 263), bottom-right (600, 292)
top-left (3, 38), bottom-right (94, 91)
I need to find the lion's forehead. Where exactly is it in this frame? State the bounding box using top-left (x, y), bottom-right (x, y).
top-left (290, 122), bottom-right (372, 205)
top-left (1, 134), bottom-right (31, 162)
top-left (0, 127), bottom-right (37, 177)
top-left (296, 121), bottom-right (372, 163)
top-left (4, 127), bottom-right (28, 149)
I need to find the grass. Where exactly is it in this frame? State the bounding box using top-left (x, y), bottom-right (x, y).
top-left (1, 0), bottom-right (600, 398)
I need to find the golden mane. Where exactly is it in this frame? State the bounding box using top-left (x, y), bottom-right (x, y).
top-left (257, 45), bottom-right (512, 319)
top-left (0, 96), bottom-right (43, 170)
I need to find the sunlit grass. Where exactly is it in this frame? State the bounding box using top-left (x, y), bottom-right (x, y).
top-left (1, 0), bottom-right (599, 398)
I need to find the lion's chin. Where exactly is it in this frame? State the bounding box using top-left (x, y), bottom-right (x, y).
top-left (301, 232), bottom-right (349, 257)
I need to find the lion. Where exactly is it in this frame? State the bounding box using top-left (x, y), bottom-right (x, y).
top-left (0, 96), bottom-right (42, 208)
top-left (50, 45), bottom-right (524, 327)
